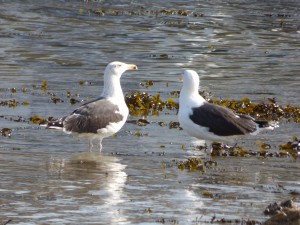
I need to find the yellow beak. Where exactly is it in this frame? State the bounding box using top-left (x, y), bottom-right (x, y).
top-left (127, 64), bottom-right (138, 70)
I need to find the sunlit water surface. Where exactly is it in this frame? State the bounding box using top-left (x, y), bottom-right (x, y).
top-left (0, 0), bottom-right (300, 224)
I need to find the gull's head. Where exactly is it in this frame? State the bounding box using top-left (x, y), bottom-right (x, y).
top-left (180, 70), bottom-right (200, 94)
top-left (104, 61), bottom-right (138, 78)
top-left (179, 70), bottom-right (206, 105)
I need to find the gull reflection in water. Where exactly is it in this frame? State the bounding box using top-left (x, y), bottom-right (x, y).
top-left (64, 153), bottom-right (128, 223)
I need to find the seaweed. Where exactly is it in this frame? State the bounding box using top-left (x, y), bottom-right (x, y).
top-left (188, 137), bottom-right (299, 160)
top-left (125, 90), bottom-right (300, 123)
top-left (1, 83), bottom-right (299, 160)
top-left (137, 119), bottom-right (150, 126)
top-left (210, 97), bottom-right (300, 123)
top-left (156, 218), bottom-right (179, 224)
top-left (169, 121), bottom-right (181, 129)
top-left (70, 98), bottom-right (80, 105)
top-left (279, 136), bottom-right (300, 158)
top-left (122, 130), bottom-right (149, 138)
top-left (30, 115), bottom-right (46, 125)
top-left (125, 92), bottom-right (177, 117)
top-left (2, 83), bottom-right (299, 123)
top-left (177, 158), bottom-right (204, 171)
top-left (202, 191), bottom-right (214, 198)
top-left (0, 99), bottom-right (30, 108)
top-left (50, 97), bottom-right (64, 104)
top-left (0, 99), bottom-right (19, 108)
top-left (0, 128), bottom-right (12, 137)
top-left (157, 121), bottom-right (165, 127)
top-left (150, 54), bottom-right (174, 59)
top-left (41, 80), bottom-right (47, 93)
top-left (125, 91), bottom-right (179, 116)
top-left (140, 80), bottom-right (154, 88)
top-left (145, 208), bottom-right (153, 213)
top-left (88, 8), bottom-right (204, 18)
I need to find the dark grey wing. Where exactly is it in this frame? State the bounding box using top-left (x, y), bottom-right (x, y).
top-left (46, 98), bottom-right (104, 129)
top-left (63, 98), bottom-right (124, 134)
top-left (190, 103), bottom-right (257, 136)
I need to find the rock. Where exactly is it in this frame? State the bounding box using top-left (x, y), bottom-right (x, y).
top-left (264, 202), bottom-right (282, 216)
top-left (263, 200), bottom-right (300, 225)
top-left (264, 200), bottom-right (296, 216)
top-left (263, 208), bottom-right (300, 225)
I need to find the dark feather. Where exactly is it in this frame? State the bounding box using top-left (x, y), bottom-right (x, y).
top-left (190, 103), bottom-right (257, 136)
top-left (63, 98), bottom-right (124, 134)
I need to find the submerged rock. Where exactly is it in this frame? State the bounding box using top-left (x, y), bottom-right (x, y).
top-left (263, 209), bottom-right (300, 225)
top-left (263, 200), bottom-right (300, 225)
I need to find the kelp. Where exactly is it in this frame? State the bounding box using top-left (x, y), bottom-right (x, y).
top-left (2, 83), bottom-right (299, 124)
top-left (177, 157), bottom-right (217, 172)
top-left (279, 136), bottom-right (300, 158)
top-left (125, 91), bottom-right (300, 123)
top-left (125, 92), bottom-right (178, 117)
top-left (0, 128), bottom-right (12, 137)
top-left (177, 157), bottom-right (204, 171)
top-left (210, 97), bottom-right (300, 123)
top-left (175, 137), bottom-right (299, 172)
top-left (87, 8), bottom-right (204, 18)
top-left (140, 80), bottom-right (154, 88)
top-left (173, 136), bottom-right (299, 172)
top-left (169, 121), bottom-right (181, 129)
top-left (30, 115), bottom-right (46, 125)
top-left (0, 99), bottom-right (30, 107)
top-left (50, 97), bottom-right (64, 104)
top-left (191, 137), bottom-right (300, 159)
top-left (1, 83), bottom-right (299, 158)
top-left (0, 99), bottom-right (19, 108)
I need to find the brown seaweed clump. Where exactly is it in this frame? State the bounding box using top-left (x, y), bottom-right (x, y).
top-left (30, 115), bottom-right (46, 125)
top-left (177, 157), bottom-right (204, 171)
top-left (125, 91), bottom-right (300, 124)
top-left (174, 137), bottom-right (299, 161)
top-left (0, 99), bottom-right (30, 108)
top-left (177, 157), bottom-right (218, 172)
top-left (169, 121), bottom-right (181, 129)
top-left (210, 97), bottom-right (300, 123)
top-left (0, 99), bottom-right (19, 108)
top-left (50, 97), bottom-right (64, 104)
top-left (209, 143), bottom-right (262, 157)
top-left (140, 80), bottom-right (154, 88)
top-left (125, 92), bottom-right (178, 117)
top-left (89, 8), bottom-right (204, 18)
top-left (280, 136), bottom-right (300, 151)
top-left (0, 128), bottom-right (12, 137)
top-left (279, 136), bottom-right (300, 158)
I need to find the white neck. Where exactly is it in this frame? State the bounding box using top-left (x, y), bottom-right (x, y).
top-left (182, 80), bottom-right (199, 96)
top-left (179, 82), bottom-right (206, 107)
top-left (101, 75), bottom-right (124, 99)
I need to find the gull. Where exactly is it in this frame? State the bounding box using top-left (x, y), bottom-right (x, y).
top-left (178, 70), bottom-right (277, 154)
top-left (47, 61), bottom-right (138, 152)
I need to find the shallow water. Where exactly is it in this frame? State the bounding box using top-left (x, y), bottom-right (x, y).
top-left (0, 0), bottom-right (300, 224)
